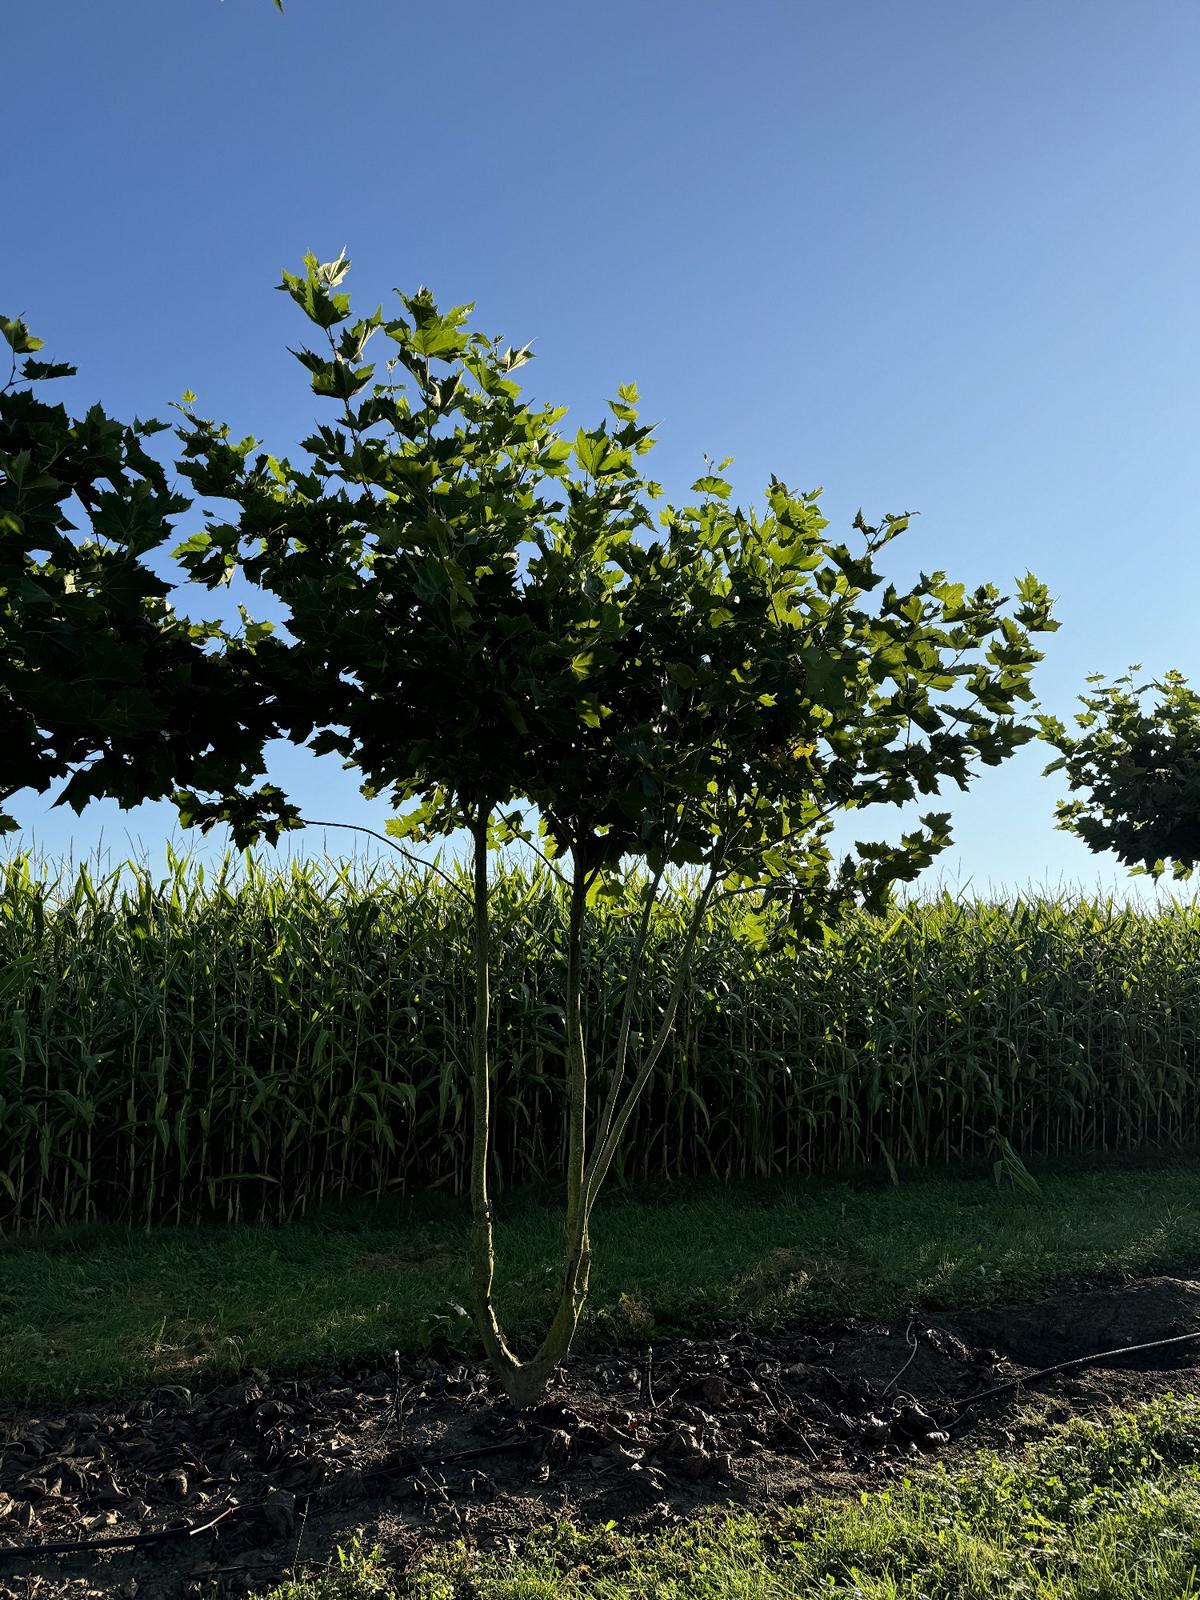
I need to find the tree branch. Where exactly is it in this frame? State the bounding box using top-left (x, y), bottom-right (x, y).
top-left (296, 817), bottom-right (471, 906)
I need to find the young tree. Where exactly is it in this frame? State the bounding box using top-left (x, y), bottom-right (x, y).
top-left (172, 253), bottom-right (1058, 1404)
top-left (0, 317), bottom-right (270, 836)
top-left (1042, 670), bottom-right (1200, 877)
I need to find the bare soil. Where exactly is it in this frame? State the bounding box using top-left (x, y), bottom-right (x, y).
top-left (4, 1275), bottom-right (1200, 1600)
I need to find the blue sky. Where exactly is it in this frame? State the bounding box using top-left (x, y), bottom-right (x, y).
top-left (6, 0), bottom-right (1199, 891)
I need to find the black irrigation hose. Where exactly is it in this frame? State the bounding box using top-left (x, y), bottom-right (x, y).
top-left (950, 1327), bottom-right (1200, 1422)
top-left (0, 1504), bottom-right (239, 1563)
top-left (0, 1437), bottom-right (530, 1568)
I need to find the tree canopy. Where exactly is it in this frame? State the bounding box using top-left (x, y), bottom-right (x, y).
top-left (167, 251), bottom-right (1058, 1400)
top-left (1043, 670), bottom-right (1200, 878)
top-left (172, 253), bottom-right (1057, 905)
top-left (0, 316), bottom-right (273, 837)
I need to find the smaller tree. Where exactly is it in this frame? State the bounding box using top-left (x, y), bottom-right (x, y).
top-left (1042, 670), bottom-right (1200, 877)
top-left (0, 315), bottom-right (273, 836)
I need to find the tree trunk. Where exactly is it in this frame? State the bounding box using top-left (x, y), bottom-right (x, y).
top-left (466, 817), bottom-right (593, 1407)
top-left (466, 837), bottom-right (717, 1408)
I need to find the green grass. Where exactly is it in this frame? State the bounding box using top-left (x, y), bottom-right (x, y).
top-left (258, 1395), bottom-right (1200, 1598)
top-left (4, 1157), bottom-right (1200, 1406)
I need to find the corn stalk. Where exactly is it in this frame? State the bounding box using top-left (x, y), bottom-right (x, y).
top-left (3, 853), bottom-right (1200, 1236)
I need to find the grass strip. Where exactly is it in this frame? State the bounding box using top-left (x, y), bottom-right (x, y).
top-left (3, 1158), bottom-right (1200, 1406)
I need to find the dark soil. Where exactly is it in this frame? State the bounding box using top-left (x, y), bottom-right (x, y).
top-left (4, 1275), bottom-right (1200, 1600)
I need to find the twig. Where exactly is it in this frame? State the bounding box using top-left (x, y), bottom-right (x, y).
top-left (758, 1371), bottom-right (820, 1461)
top-left (883, 1320), bottom-right (918, 1396)
top-left (290, 1496), bottom-right (310, 1581)
top-left (297, 817), bottom-right (471, 906)
top-left (641, 1345), bottom-right (657, 1410)
top-left (380, 1350), bottom-right (412, 1440)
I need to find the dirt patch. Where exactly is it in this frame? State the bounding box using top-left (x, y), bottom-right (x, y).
top-left (951, 1277), bottom-right (1200, 1369)
top-left (3, 1275), bottom-right (1200, 1600)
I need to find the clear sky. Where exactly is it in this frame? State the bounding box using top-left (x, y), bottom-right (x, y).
top-left (6, 0), bottom-right (1199, 892)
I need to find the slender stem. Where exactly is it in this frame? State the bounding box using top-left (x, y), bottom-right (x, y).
top-left (563, 862), bottom-right (589, 1239)
top-left (465, 806), bottom-right (519, 1377)
top-left (584, 863), bottom-right (721, 1210)
top-left (593, 859), bottom-right (667, 1153)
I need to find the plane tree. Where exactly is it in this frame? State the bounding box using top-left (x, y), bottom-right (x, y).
top-left (1043, 670), bottom-right (1200, 878)
top-left (171, 253), bottom-right (1058, 1403)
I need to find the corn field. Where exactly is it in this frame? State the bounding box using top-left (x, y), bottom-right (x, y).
top-left (1, 851), bottom-right (1199, 1230)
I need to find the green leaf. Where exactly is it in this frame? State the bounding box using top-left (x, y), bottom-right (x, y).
top-left (574, 428), bottom-right (607, 476)
top-left (21, 358), bottom-right (76, 381)
top-left (692, 473), bottom-right (732, 500)
top-left (2, 317), bottom-right (43, 354)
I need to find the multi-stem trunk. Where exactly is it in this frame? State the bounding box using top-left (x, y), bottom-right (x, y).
top-left (467, 826), bottom-right (719, 1408)
top-left (466, 816), bottom-right (592, 1407)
